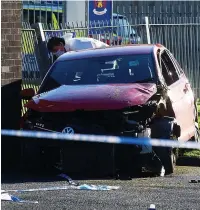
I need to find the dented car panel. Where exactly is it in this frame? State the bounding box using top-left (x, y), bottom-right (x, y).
top-left (25, 83), bottom-right (157, 112)
top-left (166, 75), bottom-right (195, 141)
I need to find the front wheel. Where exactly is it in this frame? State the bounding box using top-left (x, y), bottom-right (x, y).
top-left (193, 100), bottom-right (200, 142)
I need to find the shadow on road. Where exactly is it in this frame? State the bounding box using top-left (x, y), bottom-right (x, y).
top-left (177, 156), bottom-right (200, 167)
top-left (2, 166), bottom-right (159, 184)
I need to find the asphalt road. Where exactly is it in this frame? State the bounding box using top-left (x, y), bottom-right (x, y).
top-left (1, 166), bottom-right (200, 210)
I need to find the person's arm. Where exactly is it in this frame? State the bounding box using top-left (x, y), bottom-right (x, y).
top-left (91, 38), bottom-right (109, 48)
top-left (65, 39), bottom-right (80, 51)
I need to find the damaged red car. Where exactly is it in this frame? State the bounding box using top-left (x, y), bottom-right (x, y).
top-left (21, 44), bottom-right (199, 176)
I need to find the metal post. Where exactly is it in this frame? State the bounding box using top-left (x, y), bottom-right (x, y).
top-left (31, 23), bottom-right (51, 79)
top-left (145, 16), bottom-right (151, 44)
top-left (63, 1), bottom-right (67, 24)
top-left (38, 23), bottom-right (46, 41)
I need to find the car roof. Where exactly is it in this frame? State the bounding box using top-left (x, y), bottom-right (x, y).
top-left (57, 45), bottom-right (158, 62)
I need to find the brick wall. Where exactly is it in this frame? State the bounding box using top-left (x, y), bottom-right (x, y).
top-left (1, 1), bottom-right (22, 86)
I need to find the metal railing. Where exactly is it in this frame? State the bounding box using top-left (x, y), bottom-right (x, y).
top-left (22, 22), bottom-right (41, 115)
top-left (22, 23), bottom-right (42, 85)
top-left (22, 0), bottom-right (63, 25)
top-left (148, 21), bottom-right (200, 97)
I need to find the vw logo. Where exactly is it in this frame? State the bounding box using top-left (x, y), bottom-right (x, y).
top-left (62, 127), bottom-right (74, 134)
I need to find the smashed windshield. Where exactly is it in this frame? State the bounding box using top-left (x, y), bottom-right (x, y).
top-left (39, 54), bottom-right (155, 93)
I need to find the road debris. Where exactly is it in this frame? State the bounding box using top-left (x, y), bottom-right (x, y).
top-left (2, 184), bottom-right (120, 193)
top-left (148, 204), bottom-right (156, 210)
top-left (160, 166), bottom-right (165, 177)
top-left (2, 174), bottom-right (120, 193)
top-left (1, 192), bottom-right (38, 204)
top-left (1, 174), bottom-right (119, 205)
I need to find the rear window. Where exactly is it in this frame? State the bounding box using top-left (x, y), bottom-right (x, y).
top-left (39, 54), bottom-right (155, 93)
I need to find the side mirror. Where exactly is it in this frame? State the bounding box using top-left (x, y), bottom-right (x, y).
top-left (20, 88), bottom-right (35, 100)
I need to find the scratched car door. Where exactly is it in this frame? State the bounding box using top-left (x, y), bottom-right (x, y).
top-left (159, 50), bottom-right (194, 141)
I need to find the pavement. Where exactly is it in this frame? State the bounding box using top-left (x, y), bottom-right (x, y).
top-left (1, 166), bottom-right (200, 210)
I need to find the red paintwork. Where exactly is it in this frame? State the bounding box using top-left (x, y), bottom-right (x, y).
top-left (25, 83), bottom-right (157, 112)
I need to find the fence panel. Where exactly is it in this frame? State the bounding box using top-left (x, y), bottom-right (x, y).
top-left (22, 27), bottom-right (42, 87)
top-left (113, 2), bottom-right (200, 24)
top-left (22, 23), bottom-right (42, 115)
top-left (149, 19), bottom-right (200, 97)
top-left (22, 0), bottom-right (63, 26)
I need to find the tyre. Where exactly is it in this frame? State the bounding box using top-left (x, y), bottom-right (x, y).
top-left (195, 105), bottom-right (199, 123)
top-left (192, 99), bottom-right (200, 142)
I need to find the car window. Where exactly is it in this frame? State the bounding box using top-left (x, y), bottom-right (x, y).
top-left (167, 52), bottom-right (184, 76)
top-left (39, 54), bottom-right (156, 93)
top-left (160, 50), bottom-right (180, 86)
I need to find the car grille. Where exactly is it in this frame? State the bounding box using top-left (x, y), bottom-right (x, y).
top-left (27, 110), bottom-right (125, 135)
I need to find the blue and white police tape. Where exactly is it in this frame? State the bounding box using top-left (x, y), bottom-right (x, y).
top-left (2, 184), bottom-right (120, 193)
top-left (1, 129), bottom-right (200, 150)
top-left (1, 192), bottom-right (38, 204)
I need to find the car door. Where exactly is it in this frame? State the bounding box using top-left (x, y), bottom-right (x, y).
top-left (168, 51), bottom-right (196, 137)
top-left (159, 49), bottom-right (195, 141)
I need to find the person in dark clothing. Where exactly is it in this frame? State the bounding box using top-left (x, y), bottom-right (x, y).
top-left (47, 37), bottom-right (67, 58)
